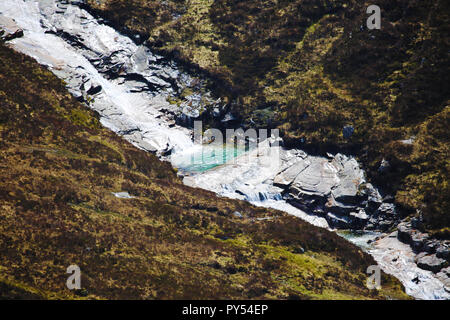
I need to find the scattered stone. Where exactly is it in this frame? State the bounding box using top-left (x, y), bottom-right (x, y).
top-left (423, 240), bottom-right (440, 254)
top-left (440, 266), bottom-right (450, 277)
top-left (292, 246), bottom-right (305, 254)
top-left (87, 84), bottom-right (102, 95)
top-left (378, 158), bottom-right (391, 173)
top-left (221, 112), bottom-right (236, 123)
top-left (410, 232), bottom-right (429, 252)
top-left (342, 125), bottom-right (354, 139)
top-left (112, 192), bottom-right (134, 199)
top-left (273, 157), bottom-right (310, 186)
top-left (232, 211), bottom-right (243, 218)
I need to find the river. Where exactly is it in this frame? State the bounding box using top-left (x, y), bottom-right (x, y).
top-left (1, 0), bottom-right (448, 300)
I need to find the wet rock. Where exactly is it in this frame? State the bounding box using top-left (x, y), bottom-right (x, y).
top-left (423, 240), bottom-right (440, 254)
top-left (87, 84), bottom-right (102, 95)
top-left (382, 194), bottom-right (395, 203)
top-left (435, 271), bottom-right (450, 293)
top-left (417, 254), bottom-right (447, 273)
top-left (112, 192), bottom-right (134, 199)
top-left (349, 209), bottom-right (369, 228)
top-left (389, 231), bottom-right (398, 238)
top-left (212, 107), bottom-right (221, 118)
top-left (410, 216), bottom-right (423, 229)
top-left (440, 266), bottom-right (450, 277)
top-left (290, 157), bottom-right (338, 198)
top-left (326, 212), bottom-right (351, 229)
top-left (375, 203), bottom-right (396, 218)
top-left (283, 152), bottom-right (399, 231)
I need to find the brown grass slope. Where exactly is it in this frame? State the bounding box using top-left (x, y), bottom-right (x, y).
top-left (0, 44), bottom-right (409, 299)
top-left (85, 0), bottom-right (450, 235)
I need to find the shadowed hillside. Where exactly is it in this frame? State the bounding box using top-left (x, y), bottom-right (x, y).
top-left (85, 0), bottom-right (449, 235)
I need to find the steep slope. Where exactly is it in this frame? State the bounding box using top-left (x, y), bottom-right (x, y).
top-left (85, 0), bottom-right (449, 235)
top-left (0, 43), bottom-right (409, 299)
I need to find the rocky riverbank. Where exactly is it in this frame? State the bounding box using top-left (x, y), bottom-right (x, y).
top-left (369, 232), bottom-right (449, 299)
top-left (1, 0), bottom-right (448, 299)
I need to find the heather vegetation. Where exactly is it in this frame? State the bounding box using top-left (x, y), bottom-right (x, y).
top-left (85, 0), bottom-right (449, 234)
top-left (0, 44), bottom-right (409, 299)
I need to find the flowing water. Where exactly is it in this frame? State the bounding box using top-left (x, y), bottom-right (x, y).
top-left (171, 144), bottom-right (247, 172)
top-left (1, 0), bottom-right (448, 300)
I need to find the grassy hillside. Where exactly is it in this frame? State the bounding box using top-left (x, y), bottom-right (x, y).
top-left (85, 0), bottom-right (449, 235)
top-left (0, 43), bottom-right (409, 299)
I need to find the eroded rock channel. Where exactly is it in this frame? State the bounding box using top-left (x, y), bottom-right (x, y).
top-left (1, 0), bottom-right (448, 299)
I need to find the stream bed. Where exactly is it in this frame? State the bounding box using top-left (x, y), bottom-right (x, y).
top-left (1, 0), bottom-right (448, 300)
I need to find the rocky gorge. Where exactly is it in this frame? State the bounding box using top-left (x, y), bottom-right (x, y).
top-left (0, 0), bottom-right (448, 299)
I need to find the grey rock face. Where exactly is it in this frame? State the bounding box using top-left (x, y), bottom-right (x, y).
top-left (280, 153), bottom-right (398, 231)
top-left (378, 158), bottom-right (391, 173)
top-left (417, 254), bottom-right (448, 273)
top-left (176, 104), bottom-right (202, 127)
top-left (0, 16), bottom-right (23, 41)
top-left (112, 192), bottom-right (134, 199)
top-left (232, 211), bottom-right (243, 218)
top-left (397, 222), bottom-right (412, 243)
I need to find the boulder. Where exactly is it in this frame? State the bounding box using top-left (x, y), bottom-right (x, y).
top-left (378, 158), bottom-right (391, 173)
top-left (410, 232), bottom-right (429, 252)
top-left (375, 203), bottom-right (396, 216)
top-left (397, 222), bottom-right (413, 243)
top-left (435, 271), bottom-right (450, 293)
top-left (331, 156), bottom-right (365, 204)
top-left (342, 125), bottom-right (354, 139)
top-left (417, 254), bottom-right (448, 273)
top-left (326, 212), bottom-right (351, 229)
top-left (436, 245), bottom-right (450, 260)
top-left (0, 16), bottom-right (23, 41)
